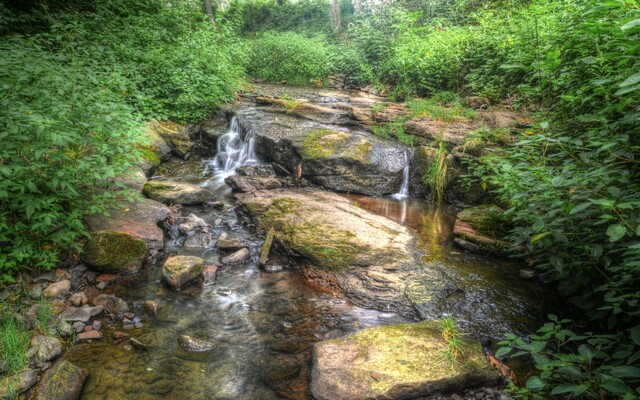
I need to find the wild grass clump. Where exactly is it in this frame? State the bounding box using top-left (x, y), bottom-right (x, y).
top-left (439, 316), bottom-right (466, 367)
top-left (424, 141), bottom-right (448, 204)
top-left (0, 313), bottom-right (30, 375)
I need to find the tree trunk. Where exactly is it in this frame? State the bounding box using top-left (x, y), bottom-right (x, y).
top-left (329, 0), bottom-right (342, 34)
top-left (203, 0), bottom-right (218, 29)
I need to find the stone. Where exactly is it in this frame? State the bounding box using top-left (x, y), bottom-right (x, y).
top-left (110, 166), bottom-right (148, 193)
top-left (462, 96), bottom-right (491, 109)
top-left (202, 265), bottom-right (218, 286)
top-left (72, 322), bottom-right (85, 333)
top-left (33, 271), bottom-right (56, 284)
top-left (178, 334), bottom-right (217, 352)
top-left (0, 369), bottom-right (39, 398)
top-left (77, 330), bottom-right (102, 341)
top-left (68, 292), bottom-right (88, 307)
top-left (453, 205), bottom-right (509, 257)
top-left (149, 119), bottom-right (193, 160)
top-left (84, 197), bottom-right (170, 251)
top-left (183, 232), bottom-right (212, 248)
top-left (33, 360), bottom-right (88, 400)
top-left (236, 164), bottom-right (277, 177)
top-left (130, 338), bottom-right (148, 351)
top-left (43, 280), bottom-right (71, 299)
top-left (178, 213), bottom-right (208, 235)
top-left (59, 307), bottom-right (91, 323)
top-left (143, 179), bottom-right (215, 205)
top-left (224, 175), bottom-right (284, 193)
top-left (162, 256), bottom-right (204, 290)
top-left (81, 231), bottom-right (147, 273)
top-left (143, 300), bottom-right (163, 316)
top-left (310, 322), bottom-right (501, 400)
top-left (93, 294), bottom-right (128, 316)
top-left (138, 120), bottom-right (173, 174)
top-left (236, 188), bottom-right (449, 319)
top-left (217, 232), bottom-right (247, 252)
top-left (28, 335), bottom-right (62, 364)
top-left (519, 270), bottom-right (536, 280)
top-left (221, 248), bottom-right (250, 265)
top-left (264, 264), bottom-right (284, 273)
top-left (96, 281), bottom-right (108, 290)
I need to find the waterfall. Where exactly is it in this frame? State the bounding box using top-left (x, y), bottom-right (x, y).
top-left (204, 117), bottom-right (259, 188)
top-left (391, 150), bottom-right (410, 200)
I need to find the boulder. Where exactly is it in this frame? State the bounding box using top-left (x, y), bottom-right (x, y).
top-left (149, 119), bottom-right (192, 159)
top-left (81, 231), bottom-right (147, 273)
top-left (178, 213), bottom-right (208, 236)
top-left (143, 179), bottom-right (215, 205)
top-left (236, 188), bottom-right (449, 318)
top-left (236, 164), bottom-right (277, 177)
top-left (84, 197), bottom-right (170, 251)
top-left (110, 166), bottom-right (148, 194)
top-left (220, 248), bottom-right (250, 265)
top-left (311, 322), bottom-right (501, 400)
top-left (162, 256), bottom-right (204, 290)
top-left (59, 307), bottom-right (91, 323)
top-left (183, 233), bottom-right (212, 248)
top-left (224, 175), bottom-right (284, 193)
top-left (178, 334), bottom-right (217, 352)
top-left (191, 116), bottom-right (228, 155)
top-left (33, 360), bottom-right (88, 400)
top-left (0, 369), bottom-right (39, 398)
top-left (217, 232), bottom-right (247, 252)
top-left (254, 96), bottom-right (352, 126)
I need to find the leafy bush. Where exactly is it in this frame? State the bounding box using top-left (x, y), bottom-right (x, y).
top-left (248, 31), bottom-right (332, 85)
top-left (328, 43), bottom-right (374, 87)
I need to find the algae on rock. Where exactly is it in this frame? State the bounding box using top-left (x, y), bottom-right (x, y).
top-left (81, 230), bottom-right (147, 273)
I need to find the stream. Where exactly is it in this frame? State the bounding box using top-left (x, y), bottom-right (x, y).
top-left (63, 115), bottom-right (557, 400)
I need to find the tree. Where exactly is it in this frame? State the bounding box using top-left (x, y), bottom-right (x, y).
top-left (329, 0), bottom-right (341, 33)
top-left (203, 0), bottom-right (218, 29)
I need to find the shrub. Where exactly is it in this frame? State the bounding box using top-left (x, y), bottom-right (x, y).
top-left (248, 31), bottom-right (332, 85)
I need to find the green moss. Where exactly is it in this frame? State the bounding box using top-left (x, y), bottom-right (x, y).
top-left (301, 129), bottom-right (349, 159)
top-left (138, 146), bottom-right (161, 166)
top-left (82, 230), bottom-right (146, 272)
top-left (345, 138), bottom-right (373, 163)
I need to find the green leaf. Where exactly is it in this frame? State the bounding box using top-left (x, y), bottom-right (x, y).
top-left (570, 202), bottom-right (591, 214)
top-left (495, 347), bottom-right (512, 357)
top-left (610, 366), bottom-right (640, 378)
top-left (601, 378), bottom-right (631, 395)
top-left (619, 72), bottom-right (640, 88)
top-left (550, 383), bottom-right (588, 396)
top-left (557, 365), bottom-right (584, 379)
top-left (530, 232), bottom-right (551, 244)
top-left (621, 18), bottom-right (640, 31)
top-left (630, 325), bottom-right (640, 346)
top-left (606, 224), bottom-right (627, 242)
top-left (526, 376), bottom-right (546, 390)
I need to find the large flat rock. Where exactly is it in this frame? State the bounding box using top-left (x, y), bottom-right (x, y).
top-left (311, 322), bottom-right (501, 400)
top-left (236, 188), bottom-right (449, 318)
top-left (84, 197), bottom-right (170, 251)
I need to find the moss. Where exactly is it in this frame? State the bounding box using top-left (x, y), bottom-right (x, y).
top-left (258, 198), bottom-right (369, 271)
top-left (138, 146), bottom-right (161, 166)
top-left (301, 129), bottom-right (349, 159)
top-left (345, 138), bottom-right (373, 163)
top-left (457, 205), bottom-right (502, 234)
top-left (82, 231), bottom-right (146, 272)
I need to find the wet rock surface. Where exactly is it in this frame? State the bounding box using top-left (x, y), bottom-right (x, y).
top-left (143, 179), bottom-right (215, 205)
top-left (453, 205), bottom-right (509, 256)
top-left (311, 322), bottom-right (501, 400)
top-left (178, 334), bottom-right (217, 352)
top-left (162, 256), bottom-right (204, 290)
top-left (81, 231), bottom-right (147, 273)
top-left (33, 360), bottom-right (88, 400)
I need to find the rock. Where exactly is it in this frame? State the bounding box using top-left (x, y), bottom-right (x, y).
top-left (191, 117), bottom-right (228, 155)
top-left (141, 120), bottom-right (172, 166)
top-left (260, 359), bottom-right (301, 388)
top-left (310, 322), bottom-right (501, 400)
top-left (224, 175), bottom-right (284, 193)
top-left (233, 109), bottom-right (409, 196)
top-left (221, 248), bottom-right (250, 265)
top-left (217, 232), bottom-right (247, 252)
top-left (259, 228), bottom-right (275, 267)
top-left (82, 305), bottom-right (105, 317)
top-left (72, 322), bottom-right (85, 333)
top-left (28, 335), bottom-right (62, 364)
top-left (519, 270), bottom-right (536, 280)
top-left (55, 319), bottom-right (74, 337)
top-left (183, 232), bottom-right (212, 248)
top-left (93, 294), bottom-right (129, 316)
top-left (255, 95), bottom-right (352, 125)
top-left (77, 330), bottom-right (103, 341)
top-left (162, 256), bottom-right (204, 290)
top-left (149, 119), bottom-right (192, 160)
top-left (143, 300), bottom-right (162, 316)
top-left (59, 307), bottom-right (91, 323)
top-left (96, 281), bottom-right (108, 290)
top-left (236, 164), bottom-right (277, 177)
top-left (68, 292), bottom-right (88, 307)
top-left (463, 96), bottom-right (491, 109)
top-left (453, 205), bottom-right (509, 256)
top-left (81, 230), bottom-right (147, 273)
top-left (33, 271), bottom-right (56, 284)
top-left (178, 213), bottom-right (208, 235)
top-left (264, 264), bottom-right (284, 273)
top-left (84, 197), bottom-right (170, 251)
top-left (236, 188), bottom-right (449, 319)
top-left (110, 166), bottom-right (148, 193)
top-left (0, 369), bottom-right (39, 398)
top-left (43, 280), bottom-right (71, 299)
top-left (404, 117), bottom-right (477, 146)
top-left (143, 179), bottom-right (215, 205)
top-left (178, 334), bottom-right (217, 352)
top-left (33, 360), bottom-right (88, 400)
top-left (130, 338), bottom-right (148, 351)
top-left (202, 265), bottom-right (218, 285)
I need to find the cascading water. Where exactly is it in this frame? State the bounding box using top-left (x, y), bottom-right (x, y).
top-left (391, 150), bottom-right (410, 200)
top-left (205, 117), bottom-right (259, 187)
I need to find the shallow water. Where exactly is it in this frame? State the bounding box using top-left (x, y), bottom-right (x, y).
top-left (65, 158), bottom-right (555, 399)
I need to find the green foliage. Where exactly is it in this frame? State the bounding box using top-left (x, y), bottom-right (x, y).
top-left (439, 316), bottom-right (466, 367)
top-left (424, 141), bottom-right (448, 204)
top-left (328, 43), bottom-right (375, 87)
top-left (248, 31), bottom-right (332, 85)
top-left (0, 313), bottom-right (30, 375)
top-left (407, 97), bottom-right (475, 122)
top-left (36, 298), bottom-right (55, 336)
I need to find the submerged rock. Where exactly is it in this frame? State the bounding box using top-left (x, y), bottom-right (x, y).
top-left (217, 232), bottom-right (247, 252)
top-left (33, 360), bottom-right (88, 400)
top-left (311, 322), bottom-right (501, 400)
top-left (81, 231), bottom-right (147, 273)
top-left (183, 232), bottom-right (212, 248)
top-left (453, 205), bottom-right (509, 256)
top-left (93, 294), bottom-right (129, 316)
top-left (236, 187), bottom-right (449, 318)
top-left (178, 213), bottom-right (208, 236)
top-left (220, 248), bottom-right (250, 265)
top-left (143, 179), bottom-right (215, 205)
top-left (162, 256), bottom-right (204, 290)
top-left (178, 334), bottom-right (217, 352)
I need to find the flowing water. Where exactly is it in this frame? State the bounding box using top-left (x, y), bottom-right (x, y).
top-left (391, 150), bottom-right (410, 200)
top-left (64, 122), bottom-right (557, 399)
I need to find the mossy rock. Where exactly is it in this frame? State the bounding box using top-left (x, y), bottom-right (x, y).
top-left (149, 119), bottom-right (192, 160)
top-left (162, 256), bottom-right (204, 290)
top-left (311, 321), bottom-right (501, 400)
top-left (301, 129), bottom-right (349, 159)
top-left (82, 231), bottom-right (147, 273)
top-left (143, 179), bottom-right (215, 205)
top-left (33, 360), bottom-right (88, 400)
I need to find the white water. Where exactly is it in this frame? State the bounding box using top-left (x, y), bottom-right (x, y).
top-left (205, 117), bottom-right (259, 188)
top-left (391, 150), bottom-right (410, 200)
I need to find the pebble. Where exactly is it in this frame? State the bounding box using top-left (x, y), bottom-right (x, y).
top-left (96, 281), bottom-right (108, 290)
top-left (130, 338), bottom-right (148, 351)
top-left (264, 264), bottom-right (284, 272)
top-left (77, 330), bottom-right (102, 341)
top-left (72, 322), bottom-right (85, 333)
